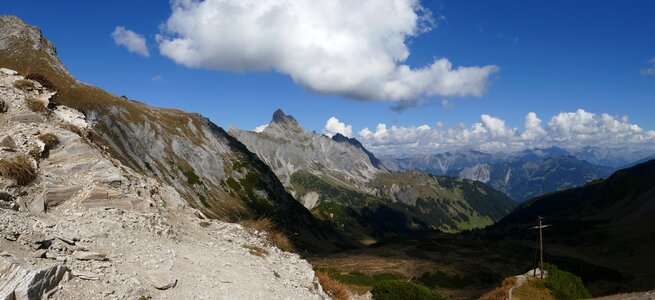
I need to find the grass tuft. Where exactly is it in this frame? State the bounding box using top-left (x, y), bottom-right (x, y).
top-left (0, 154), bottom-right (37, 186)
top-left (61, 123), bottom-right (83, 136)
top-left (25, 73), bottom-right (57, 91)
top-left (38, 133), bottom-right (60, 150)
top-left (241, 218), bottom-right (295, 252)
top-left (25, 96), bottom-right (47, 113)
top-left (244, 244), bottom-right (269, 257)
top-left (316, 271), bottom-right (351, 300)
top-left (13, 79), bottom-right (35, 91)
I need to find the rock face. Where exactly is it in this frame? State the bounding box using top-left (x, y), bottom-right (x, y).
top-left (0, 67), bottom-right (329, 299)
top-left (0, 255), bottom-right (69, 300)
top-left (0, 15), bottom-right (340, 252)
top-left (230, 109), bottom-right (384, 196)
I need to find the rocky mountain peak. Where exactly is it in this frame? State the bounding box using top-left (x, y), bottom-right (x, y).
top-left (331, 133), bottom-right (385, 170)
top-left (270, 109), bottom-right (302, 131)
top-left (0, 15), bottom-right (69, 77)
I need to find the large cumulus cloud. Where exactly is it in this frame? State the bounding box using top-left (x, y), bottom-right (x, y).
top-left (358, 109), bottom-right (655, 155)
top-left (157, 0), bottom-right (498, 101)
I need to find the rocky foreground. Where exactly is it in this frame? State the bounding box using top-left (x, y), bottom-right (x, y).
top-left (0, 68), bottom-right (328, 299)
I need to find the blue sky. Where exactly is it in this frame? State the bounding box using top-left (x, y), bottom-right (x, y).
top-left (4, 1), bottom-right (655, 154)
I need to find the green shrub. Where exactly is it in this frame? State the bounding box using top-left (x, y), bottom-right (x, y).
top-left (537, 263), bottom-right (592, 300)
top-left (182, 169), bottom-right (201, 185)
top-left (371, 281), bottom-right (449, 300)
top-left (418, 271), bottom-right (475, 289)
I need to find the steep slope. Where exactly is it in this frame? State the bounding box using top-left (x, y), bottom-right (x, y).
top-left (489, 159), bottom-right (655, 294)
top-left (232, 111), bottom-right (516, 242)
top-left (0, 68), bottom-right (328, 299)
top-left (0, 15), bottom-right (343, 251)
top-left (456, 155), bottom-right (614, 201)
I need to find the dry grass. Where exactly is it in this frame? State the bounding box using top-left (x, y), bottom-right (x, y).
top-left (25, 96), bottom-right (47, 113)
top-left (512, 279), bottom-right (555, 300)
top-left (24, 73), bottom-right (56, 91)
top-left (61, 123), bottom-right (83, 136)
top-left (13, 79), bottom-right (35, 91)
top-left (316, 271), bottom-right (351, 300)
top-left (242, 218), bottom-right (295, 252)
top-left (479, 276), bottom-right (517, 300)
top-left (38, 133), bottom-right (60, 150)
top-left (244, 244), bottom-right (269, 257)
top-left (0, 154), bottom-right (37, 186)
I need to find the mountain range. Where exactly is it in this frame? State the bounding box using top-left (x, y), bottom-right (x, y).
top-left (382, 146), bottom-right (620, 201)
top-left (230, 111), bottom-right (516, 243)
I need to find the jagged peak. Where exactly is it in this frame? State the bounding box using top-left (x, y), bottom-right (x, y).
top-left (269, 109), bottom-right (302, 132)
top-left (331, 133), bottom-right (385, 170)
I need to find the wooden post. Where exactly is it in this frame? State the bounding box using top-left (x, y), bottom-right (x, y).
top-left (539, 216), bottom-right (544, 279)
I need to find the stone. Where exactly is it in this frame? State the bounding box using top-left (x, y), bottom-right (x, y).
top-left (72, 251), bottom-right (106, 261)
top-left (11, 112), bottom-right (45, 124)
top-left (0, 191), bottom-right (12, 201)
top-left (71, 270), bottom-right (100, 281)
top-left (146, 270), bottom-right (177, 290)
top-left (55, 236), bottom-right (76, 245)
top-left (32, 250), bottom-right (47, 258)
top-left (0, 136), bottom-right (16, 148)
top-left (0, 256), bottom-right (69, 300)
top-left (0, 68), bottom-right (18, 76)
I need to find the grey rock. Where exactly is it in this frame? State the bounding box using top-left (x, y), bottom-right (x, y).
top-left (10, 112), bottom-right (44, 124)
top-left (146, 270), bottom-right (177, 290)
top-left (72, 251), bottom-right (106, 261)
top-left (0, 255), bottom-right (69, 300)
top-left (0, 135), bottom-right (16, 148)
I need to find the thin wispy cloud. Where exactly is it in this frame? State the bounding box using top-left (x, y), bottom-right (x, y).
top-left (641, 58), bottom-right (655, 76)
top-left (157, 0), bottom-right (498, 102)
top-left (112, 26), bottom-right (149, 57)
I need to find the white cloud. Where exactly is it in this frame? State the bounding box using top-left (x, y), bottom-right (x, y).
top-left (640, 58), bottom-right (655, 76)
top-left (358, 109), bottom-right (655, 155)
top-left (254, 124), bottom-right (269, 133)
top-left (157, 0), bottom-right (498, 101)
top-left (112, 26), bottom-right (149, 57)
top-left (152, 75), bottom-right (163, 81)
top-left (324, 117), bottom-right (353, 138)
top-left (440, 99), bottom-right (454, 109)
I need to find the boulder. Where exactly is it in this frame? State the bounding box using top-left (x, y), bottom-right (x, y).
top-left (146, 270), bottom-right (177, 290)
top-left (0, 255), bottom-right (69, 300)
top-left (0, 136), bottom-right (16, 148)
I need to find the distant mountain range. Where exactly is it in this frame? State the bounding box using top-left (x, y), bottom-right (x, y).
top-left (380, 146), bottom-right (648, 201)
top-left (230, 110), bottom-right (516, 243)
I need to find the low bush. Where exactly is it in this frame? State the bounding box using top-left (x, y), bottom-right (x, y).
top-left (38, 133), bottom-right (60, 150)
top-left (25, 97), bottom-right (47, 113)
top-left (241, 218), bottom-right (294, 252)
top-left (537, 263), bottom-right (592, 300)
top-left (371, 281), bottom-right (449, 300)
top-left (24, 73), bottom-right (56, 91)
top-left (13, 79), bottom-right (35, 91)
top-left (61, 123), bottom-right (83, 136)
top-left (316, 271), bottom-right (350, 300)
top-left (0, 154), bottom-right (37, 185)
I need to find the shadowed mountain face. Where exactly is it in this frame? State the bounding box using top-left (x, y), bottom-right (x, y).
top-left (313, 161), bottom-right (655, 297)
top-left (231, 110), bottom-right (516, 243)
top-left (485, 159), bottom-right (655, 294)
top-left (0, 15), bottom-right (347, 252)
top-left (383, 147), bottom-right (615, 202)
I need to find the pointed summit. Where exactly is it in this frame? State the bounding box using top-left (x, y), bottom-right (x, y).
top-left (270, 109), bottom-right (302, 131)
top-left (331, 133), bottom-right (384, 170)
